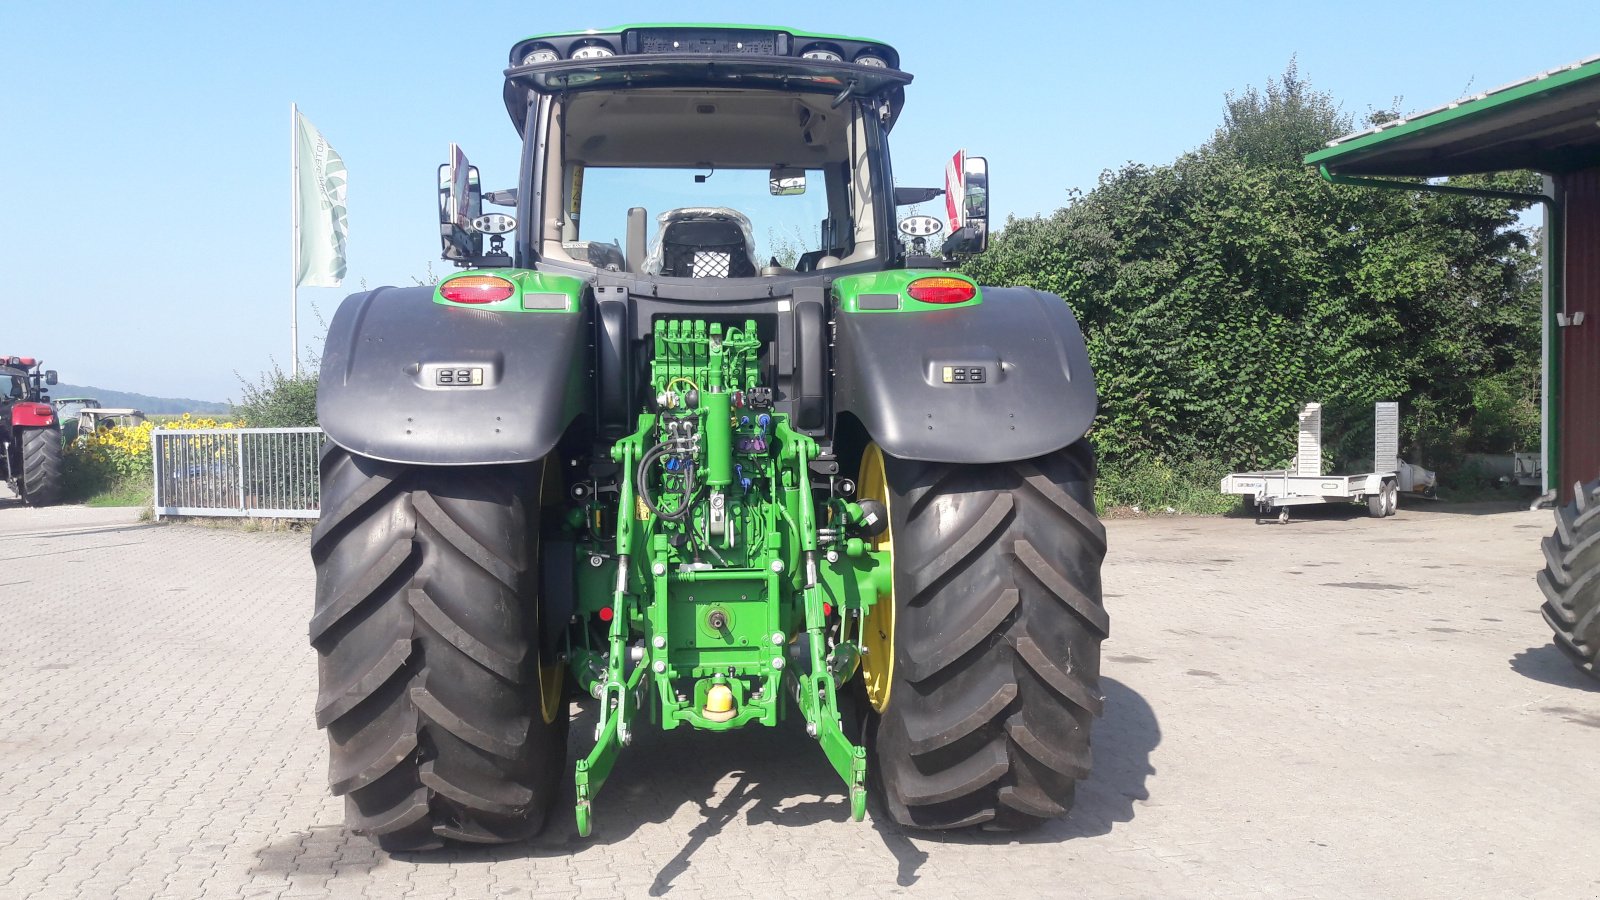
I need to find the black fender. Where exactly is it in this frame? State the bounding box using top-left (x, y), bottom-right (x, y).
top-left (317, 285), bottom-right (591, 466)
top-left (833, 286), bottom-right (1097, 463)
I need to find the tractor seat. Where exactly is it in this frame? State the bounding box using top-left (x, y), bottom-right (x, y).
top-left (644, 208), bottom-right (758, 278)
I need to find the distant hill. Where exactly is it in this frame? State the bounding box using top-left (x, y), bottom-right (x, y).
top-left (49, 384), bottom-right (230, 416)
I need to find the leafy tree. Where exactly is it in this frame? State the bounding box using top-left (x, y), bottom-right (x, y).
top-left (966, 65), bottom-right (1541, 483)
top-left (232, 363), bottom-right (318, 427)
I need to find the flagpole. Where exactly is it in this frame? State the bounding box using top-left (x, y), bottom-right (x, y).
top-left (290, 102), bottom-right (300, 377)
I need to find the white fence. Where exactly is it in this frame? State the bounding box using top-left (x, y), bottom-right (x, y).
top-left (151, 427), bottom-right (324, 519)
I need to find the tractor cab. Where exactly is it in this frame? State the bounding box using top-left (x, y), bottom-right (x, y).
top-left (435, 25), bottom-right (990, 292)
top-left (1, 357), bottom-right (57, 404)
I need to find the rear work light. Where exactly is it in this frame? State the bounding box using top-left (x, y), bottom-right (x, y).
top-left (440, 275), bottom-right (515, 304)
top-left (906, 277), bottom-right (976, 304)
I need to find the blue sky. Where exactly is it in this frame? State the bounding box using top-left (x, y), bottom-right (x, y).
top-left (1, 1), bottom-right (1593, 402)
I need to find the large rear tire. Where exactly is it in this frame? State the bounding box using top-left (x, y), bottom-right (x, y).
top-left (863, 440), bottom-right (1108, 830)
top-left (1539, 477), bottom-right (1600, 680)
top-left (310, 446), bottom-right (568, 850)
top-left (19, 426), bottom-right (63, 507)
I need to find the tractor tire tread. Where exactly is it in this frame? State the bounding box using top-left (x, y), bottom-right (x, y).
top-left (1540, 477), bottom-right (1600, 679)
top-left (311, 446), bottom-right (566, 849)
top-left (19, 427), bottom-right (63, 507)
top-left (871, 440), bottom-right (1106, 832)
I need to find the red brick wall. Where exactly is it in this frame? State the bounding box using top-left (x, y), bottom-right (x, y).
top-left (1560, 167), bottom-right (1600, 500)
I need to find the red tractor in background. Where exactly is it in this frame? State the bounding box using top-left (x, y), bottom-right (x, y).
top-left (2, 356), bottom-right (64, 506)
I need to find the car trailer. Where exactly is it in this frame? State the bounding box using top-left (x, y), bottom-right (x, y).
top-left (1221, 402), bottom-right (1436, 523)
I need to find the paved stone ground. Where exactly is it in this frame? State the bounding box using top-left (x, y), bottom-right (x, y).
top-left (1, 490), bottom-right (1597, 899)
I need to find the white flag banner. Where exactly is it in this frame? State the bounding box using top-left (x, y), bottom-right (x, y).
top-left (294, 110), bottom-right (348, 287)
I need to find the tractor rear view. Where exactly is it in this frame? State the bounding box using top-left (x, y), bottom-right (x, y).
top-left (1, 356), bottom-right (63, 506)
top-left (311, 24), bottom-right (1107, 849)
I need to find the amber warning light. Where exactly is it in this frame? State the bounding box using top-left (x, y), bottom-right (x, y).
top-left (440, 275), bottom-right (515, 304)
top-left (906, 277), bottom-right (976, 304)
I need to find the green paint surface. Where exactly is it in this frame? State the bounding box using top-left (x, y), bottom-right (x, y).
top-left (564, 315), bottom-right (886, 832)
top-left (832, 269), bottom-right (982, 313)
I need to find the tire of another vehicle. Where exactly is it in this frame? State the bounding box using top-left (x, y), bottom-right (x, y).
top-left (19, 426), bottom-right (63, 507)
top-left (310, 446), bottom-right (568, 850)
top-left (1384, 482), bottom-right (1399, 517)
top-left (1367, 492), bottom-right (1385, 518)
top-left (1538, 477), bottom-right (1600, 680)
top-left (870, 440), bottom-right (1108, 831)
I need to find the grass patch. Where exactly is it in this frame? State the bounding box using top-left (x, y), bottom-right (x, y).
top-left (1095, 457), bottom-right (1238, 517)
top-left (167, 515), bottom-right (312, 533)
top-left (81, 477), bottom-right (153, 509)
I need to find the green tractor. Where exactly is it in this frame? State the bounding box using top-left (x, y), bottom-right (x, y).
top-left (312, 24), bottom-right (1106, 849)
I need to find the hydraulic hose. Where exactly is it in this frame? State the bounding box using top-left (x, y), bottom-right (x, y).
top-left (636, 442), bottom-right (696, 522)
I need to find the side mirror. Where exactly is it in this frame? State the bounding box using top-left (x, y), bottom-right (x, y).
top-left (962, 156), bottom-right (988, 232)
top-left (45, 370), bottom-right (57, 386)
top-left (769, 166), bottom-right (807, 196)
top-left (944, 151), bottom-right (989, 254)
top-left (438, 143), bottom-right (484, 262)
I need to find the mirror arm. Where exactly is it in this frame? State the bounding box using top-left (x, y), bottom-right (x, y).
top-left (894, 186), bottom-right (944, 206)
top-left (830, 79), bottom-right (858, 109)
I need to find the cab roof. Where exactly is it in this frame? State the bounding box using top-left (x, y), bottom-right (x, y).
top-left (518, 23), bottom-right (893, 49)
top-left (502, 24), bottom-right (908, 135)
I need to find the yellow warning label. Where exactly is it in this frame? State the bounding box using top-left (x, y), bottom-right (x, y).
top-left (942, 366), bottom-right (954, 383)
top-left (636, 495), bottom-right (650, 520)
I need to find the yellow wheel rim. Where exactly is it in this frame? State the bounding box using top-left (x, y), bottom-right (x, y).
top-left (536, 457), bottom-right (565, 725)
top-left (858, 444), bottom-right (896, 712)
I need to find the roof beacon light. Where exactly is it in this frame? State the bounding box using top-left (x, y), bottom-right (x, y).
top-left (906, 277), bottom-right (976, 304)
top-left (440, 275), bottom-right (516, 304)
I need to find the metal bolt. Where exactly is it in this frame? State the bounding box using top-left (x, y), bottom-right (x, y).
top-left (771, 631), bottom-right (785, 645)
top-left (653, 660), bottom-right (666, 674)
top-left (806, 722), bottom-right (818, 738)
top-left (653, 635), bottom-right (667, 649)
top-left (826, 550), bottom-right (839, 563)
top-left (771, 560), bottom-right (785, 573)
top-left (652, 562), bottom-right (667, 576)
top-left (772, 657), bottom-right (785, 670)
top-left (589, 554), bottom-right (604, 568)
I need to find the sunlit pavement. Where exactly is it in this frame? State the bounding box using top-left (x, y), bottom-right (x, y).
top-left (1, 498), bottom-right (1596, 899)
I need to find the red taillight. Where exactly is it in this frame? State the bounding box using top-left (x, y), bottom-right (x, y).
top-left (906, 277), bottom-right (976, 304)
top-left (598, 606), bottom-right (614, 622)
top-left (440, 275), bottom-right (515, 304)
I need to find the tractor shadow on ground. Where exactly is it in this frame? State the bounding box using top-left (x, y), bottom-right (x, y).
top-left (865, 676), bottom-right (1160, 888)
top-left (252, 679), bottom-right (1159, 893)
top-left (1510, 644), bottom-right (1600, 692)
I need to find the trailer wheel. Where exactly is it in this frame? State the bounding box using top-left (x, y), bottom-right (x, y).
top-left (1367, 492), bottom-right (1386, 518)
top-left (19, 426), bottom-right (63, 507)
top-left (1538, 477), bottom-right (1600, 680)
top-left (1384, 482), bottom-right (1399, 517)
top-left (859, 440), bottom-right (1108, 831)
top-left (310, 446), bottom-right (568, 850)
